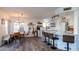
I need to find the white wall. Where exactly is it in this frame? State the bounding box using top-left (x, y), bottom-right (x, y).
top-left (0, 18), bottom-right (8, 45)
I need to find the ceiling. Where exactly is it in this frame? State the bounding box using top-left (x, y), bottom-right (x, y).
top-left (0, 7), bottom-right (58, 19)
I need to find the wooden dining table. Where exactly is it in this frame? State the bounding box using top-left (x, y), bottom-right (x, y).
top-left (10, 32), bottom-right (25, 43)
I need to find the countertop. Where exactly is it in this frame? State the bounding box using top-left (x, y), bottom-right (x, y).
top-left (42, 30), bottom-right (74, 35)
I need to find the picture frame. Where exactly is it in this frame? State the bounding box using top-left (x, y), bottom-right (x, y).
top-left (1, 18), bottom-right (5, 24)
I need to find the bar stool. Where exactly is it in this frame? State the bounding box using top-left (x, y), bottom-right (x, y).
top-left (45, 32), bottom-right (49, 43)
top-left (42, 32), bottom-right (47, 43)
top-left (47, 33), bottom-right (52, 45)
top-left (42, 32), bottom-right (51, 45)
top-left (63, 35), bottom-right (74, 51)
top-left (50, 34), bottom-right (59, 49)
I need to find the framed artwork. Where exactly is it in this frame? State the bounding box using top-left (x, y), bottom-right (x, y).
top-left (1, 18), bottom-right (5, 24)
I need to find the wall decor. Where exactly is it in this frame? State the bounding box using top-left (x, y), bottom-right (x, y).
top-left (1, 18), bottom-right (5, 24)
top-left (64, 7), bottom-right (72, 11)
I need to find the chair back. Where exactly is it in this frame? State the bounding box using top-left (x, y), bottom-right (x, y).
top-left (48, 33), bottom-right (54, 39)
top-left (63, 35), bottom-right (74, 43)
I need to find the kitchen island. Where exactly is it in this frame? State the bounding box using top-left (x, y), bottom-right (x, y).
top-left (42, 30), bottom-right (79, 51)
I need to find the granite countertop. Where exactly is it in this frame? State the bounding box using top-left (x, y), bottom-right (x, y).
top-left (43, 30), bottom-right (74, 36)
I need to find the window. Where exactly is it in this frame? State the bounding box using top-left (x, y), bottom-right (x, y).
top-left (14, 22), bottom-right (20, 32)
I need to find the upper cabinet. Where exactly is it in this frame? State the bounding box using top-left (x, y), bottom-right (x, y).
top-left (53, 7), bottom-right (79, 34)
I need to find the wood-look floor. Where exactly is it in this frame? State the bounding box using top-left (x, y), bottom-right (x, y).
top-left (16, 37), bottom-right (62, 51)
